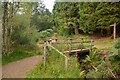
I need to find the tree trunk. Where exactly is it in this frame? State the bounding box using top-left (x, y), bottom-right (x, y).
top-left (6, 26), bottom-right (10, 53)
top-left (74, 26), bottom-right (79, 35)
top-left (7, 2), bottom-right (14, 53)
top-left (2, 2), bottom-right (8, 55)
top-left (2, 10), bottom-right (6, 55)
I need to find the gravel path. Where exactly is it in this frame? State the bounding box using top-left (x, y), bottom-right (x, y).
top-left (2, 55), bottom-right (43, 78)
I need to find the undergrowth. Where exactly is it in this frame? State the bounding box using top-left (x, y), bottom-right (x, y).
top-left (27, 48), bottom-right (81, 78)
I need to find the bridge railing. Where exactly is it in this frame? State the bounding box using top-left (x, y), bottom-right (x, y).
top-left (43, 40), bottom-right (69, 70)
top-left (48, 38), bottom-right (94, 53)
top-left (43, 38), bottom-right (94, 70)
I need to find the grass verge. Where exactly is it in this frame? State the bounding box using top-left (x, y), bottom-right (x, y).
top-left (26, 48), bottom-right (81, 78)
top-left (2, 49), bottom-right (42, 65)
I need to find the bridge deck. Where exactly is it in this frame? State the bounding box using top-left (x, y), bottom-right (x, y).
top-left (64, 49), bottom-right (89, 54)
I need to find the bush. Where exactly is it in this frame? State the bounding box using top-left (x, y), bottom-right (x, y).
top-left (114, 38), bottom-right (120, 49)
top-left (35, 51), bottom-right (43, 55)
top-left (39, 29), bottom-right (53, 38)
top-left (108, 38), bottom-right (120, 76)
top-left (11, 26), bottom-right (39, 49)
top-left (46, 29), bottom-right (53, 34)
top-left (11, 14), bottom-right (39, 49)
top-left (113, 38), bottom-right (120, 56)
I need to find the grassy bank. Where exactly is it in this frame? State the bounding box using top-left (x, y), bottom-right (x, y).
top-left (26, 37), bottom-right (120, 78)
top-left (2, 49), bottom-right (33, 65)
top-left (2, 48), bottom-right (42, 65)
top-left (27, 48), bottom-right (81, 78)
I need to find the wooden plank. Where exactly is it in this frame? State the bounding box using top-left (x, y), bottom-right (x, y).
top-left (51, 38), bottom-right (88, 40)
top-left (51, 41), bottom-right (94, 44)
top-left (64, 49), bottom-right (89, 53)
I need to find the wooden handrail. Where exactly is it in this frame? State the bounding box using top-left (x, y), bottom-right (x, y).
top-left (47, 42), bottom-right (69, 59)
top-left (46, 41), bottom-right (69, 70)
top-left (49, 41), bottom-right (94, 44)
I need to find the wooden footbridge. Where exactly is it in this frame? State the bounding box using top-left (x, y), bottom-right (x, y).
top-left (43, 38), bottom-right (94, 70)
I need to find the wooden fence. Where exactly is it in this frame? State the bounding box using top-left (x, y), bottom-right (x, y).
top-left (43, 38), bottom-right (94, 70)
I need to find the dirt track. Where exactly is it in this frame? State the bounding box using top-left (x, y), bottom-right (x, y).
top-left (2, 55), bottom-right (43, 78)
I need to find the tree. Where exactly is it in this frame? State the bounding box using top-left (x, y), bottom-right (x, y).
top-left (52, 2), bottom-right (120, 36)
top-left (11, 2), bottom-right (39, 47)
top-left (52, 2), bottom-right (80, 36)
top-left (31, 2), bottom-right (53, 32)
top-left (95, 2), bottom-right (120, 36)
top-left (78, 2), bottom-right (99, 34)
top-left (78, 2), bottom-right (120, 36)
top-left (2, 2), bottom-right (8, 55)
top-left (2, 2), bottom-right (39, 55)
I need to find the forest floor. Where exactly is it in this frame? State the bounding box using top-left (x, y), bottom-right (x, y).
top-left (2, 55), bottom-right (43, 78)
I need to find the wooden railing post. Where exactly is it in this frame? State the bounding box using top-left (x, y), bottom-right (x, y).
top-left (47, 42), bottom-right (69, 70)
top-left (90, 40), bottom-right (93, 52)
top-left (81, 38), bottom-right (83, 51)
top-left (65, 57), bottom-right (68, 70)
top-left (68, 38), bottom-right (72, 54)
top-left (49, 39), bottom-right (52, 51)
top-left (114, 18), bottom-right (116, 40)
top-left (44, 41), bottom-right (47, 66)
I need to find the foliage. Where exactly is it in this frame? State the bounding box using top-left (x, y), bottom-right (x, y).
top-left (79, 38), bottom-right (120, 78)
top-left (52, 2), bottom-right (120, 36)
top-left (11, 14), bottom-right (39, 48)
top-left (39, 29), bottom-right (53, 38)
top-left (31, 2), bottom-right (53, 32)
top-left (86, 71), bottom-right (103, 78)
top-left (81, 39), bottom-right (120, 78)
top-left (52, 2), bottom-right (80, 36)
top-left (80, 48), bottom-right (114, 78)
top-left (114, 38), bottom-right (120, 49)
top-left (109, 54), bottom-right (120, 73)
top-left (109, 38), bottom-right (120, 75)
top-left (31, 14), bottom-right (53, 32)
top-left (2, 2), bottom-right (53, 55)
top-left (27, 48), bottom-right (81, 78)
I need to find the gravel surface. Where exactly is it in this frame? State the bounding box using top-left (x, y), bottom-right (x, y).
top-left (2, 55), bottom-right (43, 78)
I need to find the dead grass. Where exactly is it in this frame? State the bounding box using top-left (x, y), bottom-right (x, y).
top-left (70, 35), bottom-right (114, 51)
top-left (92, 37), bottom-right (114, 51)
